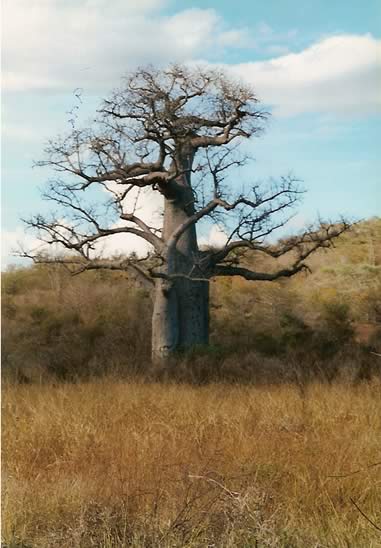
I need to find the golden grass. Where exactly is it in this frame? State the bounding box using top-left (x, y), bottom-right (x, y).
top-left (2, 379), bottom-right (381, 547)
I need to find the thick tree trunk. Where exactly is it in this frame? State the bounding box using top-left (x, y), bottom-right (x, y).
top-left (176, 276), bottom-right (209, 348)
top-left (152, 278), bottom-right (179, 359)
top-left (151, 150), bottom-right (209, 362)
top-left (151, 276), bottom-right (209, 361)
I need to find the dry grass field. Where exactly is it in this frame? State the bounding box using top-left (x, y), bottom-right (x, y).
top-left (2, 379), bottom-right (381, 547)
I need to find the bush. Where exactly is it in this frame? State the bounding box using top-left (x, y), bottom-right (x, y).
top-left (2, 265), bottom-right (152, 382)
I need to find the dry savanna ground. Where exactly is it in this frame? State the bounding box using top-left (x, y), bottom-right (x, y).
top-left (2, 379), bottom-right (381, 547)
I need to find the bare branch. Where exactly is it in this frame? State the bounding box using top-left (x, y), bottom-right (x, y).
top-left (20, 252), bottom-right (155, 287)
top-left (213, 263), bottom-right (307, 281)
top-left (211, 221), bottom-right (352, 280)
top-left (23, 215), bottom-right (163, 258)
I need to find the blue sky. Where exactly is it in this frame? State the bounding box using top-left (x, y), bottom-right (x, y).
top-left (2, 0), bottom-right (380, 266)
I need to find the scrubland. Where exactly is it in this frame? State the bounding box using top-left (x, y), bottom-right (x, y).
top-left (3, 380), bottom-right (381, 547)
top-left (2, 219), bottom-right (381, 546)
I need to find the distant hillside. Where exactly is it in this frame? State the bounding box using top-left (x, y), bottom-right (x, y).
top-left (210, 217), bottom-right (380, 336)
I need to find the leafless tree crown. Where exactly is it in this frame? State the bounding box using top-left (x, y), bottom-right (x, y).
top-left (22, 64), bottom-right (350, 283)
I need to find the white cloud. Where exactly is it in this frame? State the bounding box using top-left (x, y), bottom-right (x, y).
top-left (103, 184), bottom-right (163, 229)
top-left (1, 186), bottom-right (164, 267)
top-left (1, 123), bottom-right (37, 143)
top-left (198, 225), bottom-right (228, 250)
top-left (93, 228), bottom-right (152, 258)
top-left (283, 213), bottom-right (310, 232)
top-left (1, 220), bottom-right (155, 268)
top-left (1, 227), bottom-right (39, 268)
top-left (3, 0), bottom-right (379, 118)
top-left (2, 1), bottom-right (247, 93)
top-left (228, 34), bottom-right (381, 116)
top-left (3, 209), bottom-right (229, 268)
top-left (95, 184), bottom-right (164, 257)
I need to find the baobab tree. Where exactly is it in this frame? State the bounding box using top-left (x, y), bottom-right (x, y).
top-left (23, 65), bottom-right (349, 361)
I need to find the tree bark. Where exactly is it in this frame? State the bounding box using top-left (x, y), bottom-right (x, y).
top-left (152, 277), bottom-right (179, 359)
top-left (151, 150), bottom-right (209, 362)
top-left (151, 275), bottom-right (209, 361)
